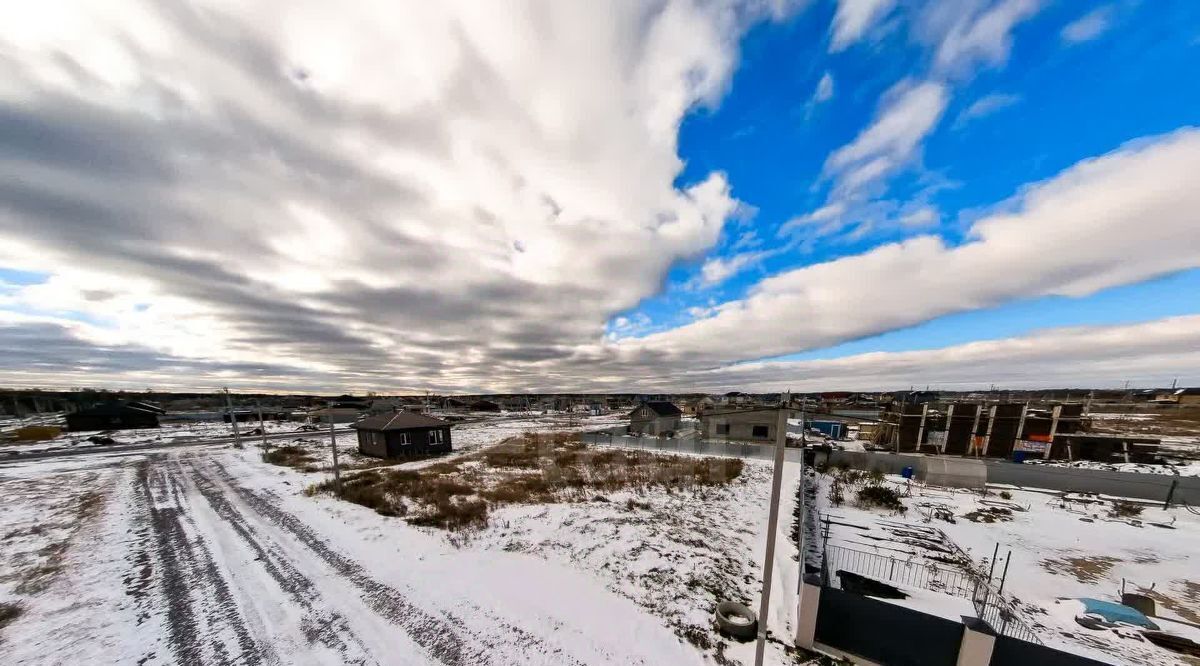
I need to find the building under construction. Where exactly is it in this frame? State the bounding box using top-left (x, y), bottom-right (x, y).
top-left (872, 402), bottom-right (1160, 463)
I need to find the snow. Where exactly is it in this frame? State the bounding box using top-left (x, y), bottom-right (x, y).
top-left (810, 470), bottom-right (1200, 665)
top-left (0, 414), bottom-right (807, 665)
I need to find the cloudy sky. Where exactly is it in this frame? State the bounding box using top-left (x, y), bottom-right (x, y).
top-left (1, 0), bottom-right (1198, 394)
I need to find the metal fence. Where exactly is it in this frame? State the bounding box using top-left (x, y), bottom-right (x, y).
top-left (972, 584), bottom-right (1043, 645)
top-left (579, 430), bottom-right (807, 464)
top-left (823, 544), bottom-right (979, 598)
top-left (820, 539), bottom-right (1044, 645)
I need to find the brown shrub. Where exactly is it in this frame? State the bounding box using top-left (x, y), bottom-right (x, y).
top-left (409, 498), bottom-right (488, 530)
top-left (0, 601), bottom-right (23, 631)
top-left (262, 445), bottom-right (320, 470)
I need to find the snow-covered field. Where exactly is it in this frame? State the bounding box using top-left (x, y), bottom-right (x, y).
top-left (812, 470), bottom-right (1200, 665)
top-left (0, 415), bottom-right (807, 665)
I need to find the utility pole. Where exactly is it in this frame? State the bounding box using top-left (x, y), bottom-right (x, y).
top-left (753, 393), bottom-right (790, 666)
top-left (328, 401), bottom-right (342, 496)
top-left (225, 388), bottom-right (243, 448)
top-left (256, 400), bottom-right (269, 451)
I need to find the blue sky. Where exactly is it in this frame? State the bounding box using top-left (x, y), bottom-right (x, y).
top-left (613, 1), bottom-right (1200, 359)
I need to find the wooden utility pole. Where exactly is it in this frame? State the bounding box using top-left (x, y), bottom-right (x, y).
top-left (328, 402), bottom-right (342, 496)
top-left (256, 400), bottom-right (269, 451)
top-left (225, 388), bottom-right (243, 449)
top-left (754, 393), bottom-right (790, 666)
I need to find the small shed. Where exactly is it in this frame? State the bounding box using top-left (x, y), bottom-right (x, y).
top-left (351, 412), bottom-right (452, 458)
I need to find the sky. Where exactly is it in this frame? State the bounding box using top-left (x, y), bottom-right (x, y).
top-left (1, 0), bottom-right (1198, 394)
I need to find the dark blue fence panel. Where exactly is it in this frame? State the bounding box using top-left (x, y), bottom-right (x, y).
top-left (990, 634), bottom-right (1111, 666)
top-left (816, 586), bottom-right (964, 666)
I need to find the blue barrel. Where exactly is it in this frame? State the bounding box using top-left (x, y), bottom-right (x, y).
top-left (901, 466), bottom-right (914, 479)
top-left (1012, 451), bottom-right (1028, 464)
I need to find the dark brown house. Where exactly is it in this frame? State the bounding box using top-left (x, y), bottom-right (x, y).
top-left (351, 412), bottom-right (452, 458)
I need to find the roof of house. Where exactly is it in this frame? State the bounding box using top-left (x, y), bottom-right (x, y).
top-left (636, 401), bottom-right (682, 417)
top-left (351, 412), bottom-right (449, 431)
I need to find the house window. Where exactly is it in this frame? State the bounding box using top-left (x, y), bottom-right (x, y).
top-left (372, 432), bottom-right (386, 448)
top-left (752, 425), bottom-right (770, 438)
top-left (398, 432), bottom-right (410, 445)
top-left (429, 429), bottom-right (443, 444)
top-left (716, 423), bottom-right (730, 435)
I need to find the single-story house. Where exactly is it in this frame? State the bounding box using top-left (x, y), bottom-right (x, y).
top-left (628, 401), bottom-right (682, 436)
top-left (351, 412), bottom-right (452, 458)
top-left (700, 407), bottom-right (794, 443)
top-left (66, 401), bottom-right (165, 431)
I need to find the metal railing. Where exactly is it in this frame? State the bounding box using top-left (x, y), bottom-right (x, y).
top-left (820, 539), bottom-right (1045, 645)
top-left (823, 544), bottom-right (979, 598)
top-left (972, 584), bottom-right (1044, 644)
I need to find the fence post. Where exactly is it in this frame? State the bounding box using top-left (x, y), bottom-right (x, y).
top-left (956, 618), bottom-right (997, 666)
top-left (1165, 477), bottom-right (1178, 509)
top-left (795, 573), bottom-right (822, 649)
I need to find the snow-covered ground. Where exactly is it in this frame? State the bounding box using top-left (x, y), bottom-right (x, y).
top-left (0, 414), bottom-right (807, 665)
top-left (811, 470), bottom-right (1200, 665)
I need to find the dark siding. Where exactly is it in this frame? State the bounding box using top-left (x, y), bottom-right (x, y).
top-left (815, 587), bottom-right (964, 666)
top-left (990, 634), bottom-right (1110, 666)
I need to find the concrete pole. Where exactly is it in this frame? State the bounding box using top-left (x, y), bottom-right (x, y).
top-left (328, 402), bottom-right (342, 496)
top-left (225, 389), bottom-right (243, 448)
top-left (753, 395), bottom-right (791, 666)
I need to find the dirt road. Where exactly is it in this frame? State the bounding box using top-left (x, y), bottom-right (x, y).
top-left (0, 449), bottom-right (605, 665)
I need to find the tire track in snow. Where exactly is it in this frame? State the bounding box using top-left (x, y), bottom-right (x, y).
top-left (201, 459), bottom-right (476, 664)
top-left (186, 461), bottom-right (374, 663)
top-left (134, 457), bottom-right (265, 665)
top-left (203, 459), bottom-right (591, 666)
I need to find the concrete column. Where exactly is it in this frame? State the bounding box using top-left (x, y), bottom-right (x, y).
top-left (943, 404), bottom-right (955, 454)
top-left (1043, 404), bottom-right (1062, 460)
top-left (956, 618), bottom-right (997, 666)
top-left (795, 575), bottom-right (822, 649)
top-left (917, 404), bottom-right (929, 450)
top-left (980, 406), bottom-right (997, 457)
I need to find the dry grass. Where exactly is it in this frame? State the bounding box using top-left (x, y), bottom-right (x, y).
top-left (0, 601), bottom-right (24, 633)
top-left (1040, 555), bottom-right (1120, 584)
top-left (308, 432), bottom-right (745, 531)
top-left (1139, 580), bottom-right (1200, 625)
top-left (262, 444), bottom-right (323, 473)
top-left (10, 490), bottom-right (106, 595)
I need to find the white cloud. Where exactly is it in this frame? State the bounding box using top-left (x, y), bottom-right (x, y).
top-left (1061, 6), bottom-right (1114, 44)
top-left (699, 251), bottom-right (768, 286)
top-left (0, 0), bottom-right (792, 392)
top-left (626, 128), bottom-right (1200, 366)
top-left (898, 205), bottom-right (938, 227)
top-left (923, 0), bottom-right (1042, 77)
top-left (670, 315), bottom-right (1200, 392)
top-left (953, 92), bottom-right (1021, 128)
top-left (825, 80), bottom-right (949, 197)
top-left (813, 71), bottom-right (835, 103)
top-left (829, 0), bottom-right (897, 51)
